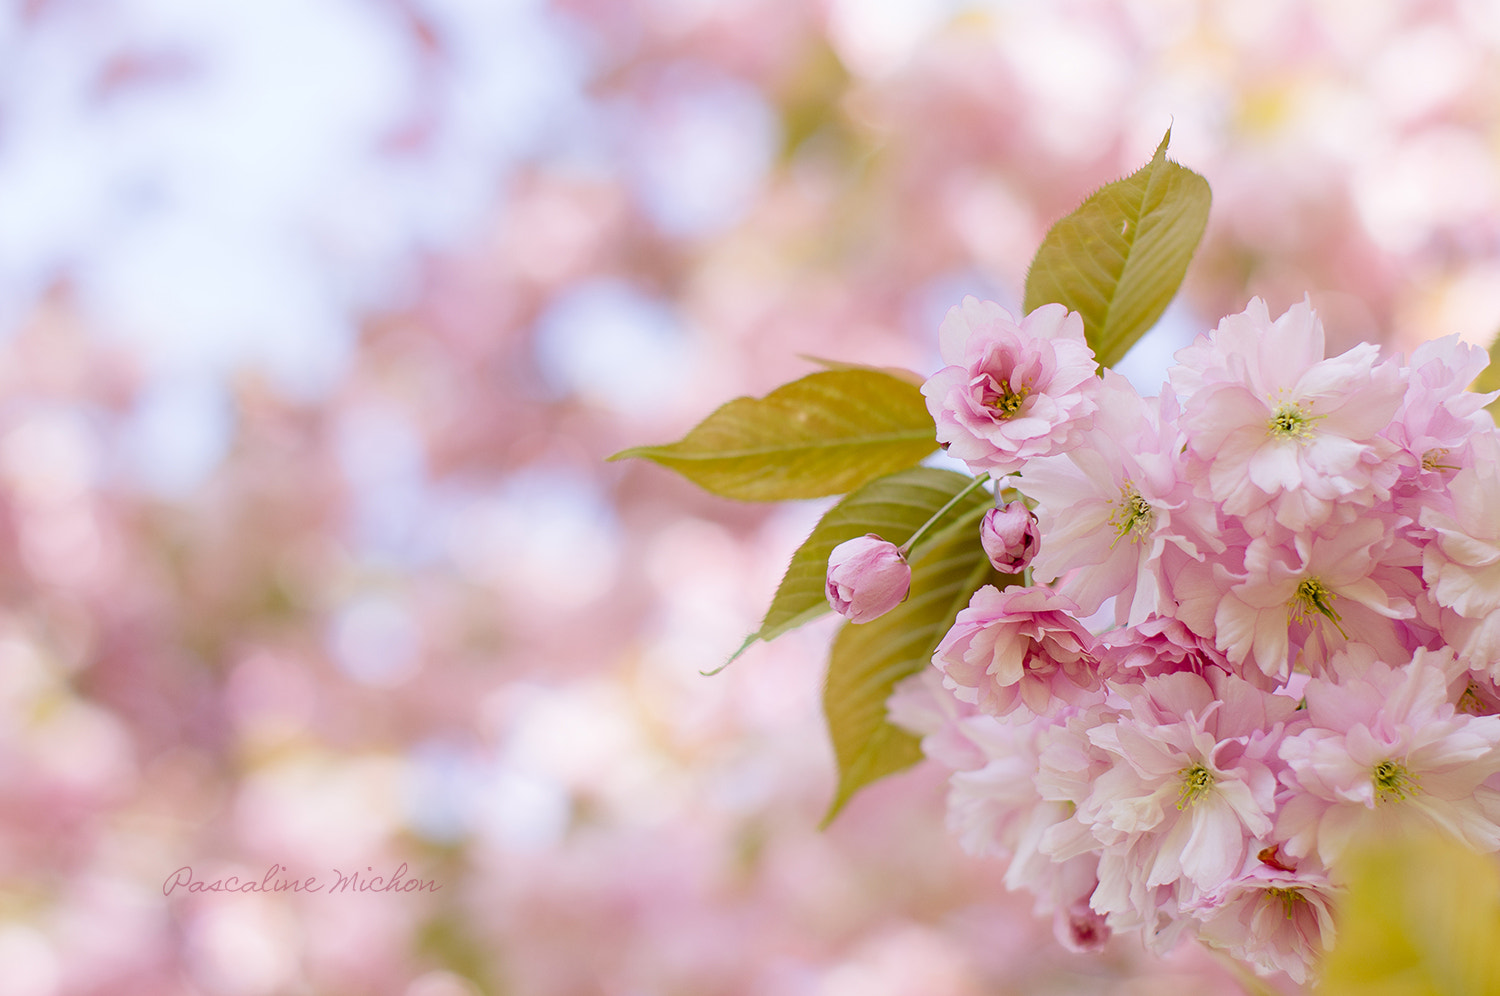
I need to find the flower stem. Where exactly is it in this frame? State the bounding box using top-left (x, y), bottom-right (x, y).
top-left (898, 473), bottom-right (992, 557)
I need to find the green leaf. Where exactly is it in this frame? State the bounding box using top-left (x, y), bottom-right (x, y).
top-left (1320, 830), bottom-right (1500, 995)
top-left (1471, 328), bottom-right (1500, 418)
top-left (774, 38), bottom-right (853, 166)
top-left (821, 497), bottom-right (1012, 826)
top-left (608, 369), bottom-right (937, 501)
top-left (1023, 129), bottom-right (1211, 369)
top-left (715, 468), bottom-right (986, 673)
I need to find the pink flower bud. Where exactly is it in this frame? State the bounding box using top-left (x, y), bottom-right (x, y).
top-left (980, 500), bottom-right (1039, 573)
top-left (825, 534), bottom-right (910, 623)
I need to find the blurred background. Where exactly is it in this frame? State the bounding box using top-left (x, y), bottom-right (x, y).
top-left (3, 1), bottom-right (1500, 993)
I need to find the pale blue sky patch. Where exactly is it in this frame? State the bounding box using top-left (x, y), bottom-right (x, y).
top-left (623, 67), bottom-right (780, 238)
top-left (119, 374), bottom-right (234, 497)
top-left (328, 593), bottom-right (424, 688)
top-left (533, 279), bottom-right (694, 416)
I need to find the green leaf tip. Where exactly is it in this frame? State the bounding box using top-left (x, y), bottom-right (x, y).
top-left (606, 368), bottom-right (937, 501)
top-left (701, 631), bottom-right (759, 676)
top-left (1023, 126), bottom-right (1211, 370)
top-left (1152, 125), bottom-right (1172, 160)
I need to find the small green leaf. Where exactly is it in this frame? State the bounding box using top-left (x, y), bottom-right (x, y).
top-left (1471, 327), bottom-right (1500, 417)
top-left (1023, 129), bottom-right (1211, 369)
top-left (608, 369), bottom-right (937, 501)
top-left (821, 500), bottom-right (1012, 825)
top-left (714, 468), bottom-right (986, 673)
top-left (774, 38), bottom-right (853, 166)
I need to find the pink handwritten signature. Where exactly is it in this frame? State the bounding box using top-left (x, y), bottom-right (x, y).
top-left (163, 863), bottom-right (440, 896)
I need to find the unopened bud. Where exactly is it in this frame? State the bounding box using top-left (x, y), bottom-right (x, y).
top-left (825, 534), bottom-right (910, 623)
top-left (981, 501), bottom-right (1039, 573)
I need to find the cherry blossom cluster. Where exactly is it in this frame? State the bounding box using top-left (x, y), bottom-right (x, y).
top-left (892, 295), bottom-right (1500, 983)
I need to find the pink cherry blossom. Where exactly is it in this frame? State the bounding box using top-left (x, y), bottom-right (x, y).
top-left (1097, 615), bottom-right (1249, 686)
top-left (1385, 334), bottom-right (1498, 494)
top-left (1089, 847), bottom-right (1198, 953)
top-left (1034, 700), bottom-right (1121, 865)
top-left (920, 298), bottom-right (1099, 478)
top-left (1420, 431), bottom-right (1500, 627)
top-left (1212, 515), bottom-right (1419, 682)
top-left (1430, 644), bottom-right (1500, 718)
top-left (1075, 672), bottom-right (1296, 902)
top-left (1052, 876), bottom-right (1113, 954)
top-left (1021, 371), bottom-right (1219, 626)
top-left (886, 667), bottom-right (992, 773)
top-left (1171, 298), bottom-right (1405, 532)
top-left (888, 670), bottom-right (1113, 949)
top-left (944, 712), bottom-right (1078, 874)
top-left (1276, 649), bottom-right (1500, 866)
top-left (1189, 859), bottom-right (1339, 984)
top-left (1434, 606), bottom-right (1500, 673)
top-left (932, 585), bottom-right (1103, 719)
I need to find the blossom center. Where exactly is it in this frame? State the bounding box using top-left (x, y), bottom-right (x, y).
top-left (1109, 482), bottom-right (1154, 544)
top-left (1265, 886), bottom-right (1305, 920)
top-left (1459, 682), bottom-right (1491, 716)
top-left (1421, 447), bottom-right (1457, 472)
top-left (1372, 759), bottom-right (1419, 802)
top-left (1176, 763), bottom-right (1215, 810)
top-left (1288, 577), bottom-right (1348, 638)
top-left (985, 383), bottom-right (1029, 418)
top-left (1266, 401), bottom-right (1319, 441)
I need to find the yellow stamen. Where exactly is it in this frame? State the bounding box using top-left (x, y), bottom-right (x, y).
top-left (986, 386), bottom-right (1028, 417)
top-left (1266, 400), bottom-right (1321, 441)
top-left (1422, 447), bottom-right (1457, 472)
top-left (1177, 763), bottom-right (1215, 810)
top-left (1265, 886), bottom-right (1305, 919)
top-left (1373, 759), bottom-right (1419, 803)
top-left (1109, 482), bottom-right (1154, 545)
top-left (1288, 577), bottom-right (1349, 639)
